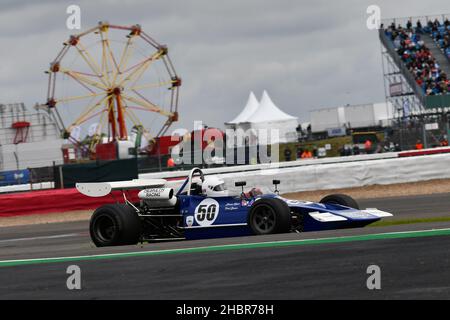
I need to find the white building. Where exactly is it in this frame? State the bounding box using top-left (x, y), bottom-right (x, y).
top-left (309, 102), bottom-right (394, 134)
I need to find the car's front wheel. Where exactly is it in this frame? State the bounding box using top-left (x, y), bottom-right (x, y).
top-left (319, 194), bottom-right (359, 209)
top-left (248, 198), bottom-right (291, 235)
top-left (90, 204), bottom-right (141, 247)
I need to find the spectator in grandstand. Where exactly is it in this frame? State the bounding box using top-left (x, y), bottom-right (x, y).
top-left (416, 20), bottom-right (423, 33)
top-left (364, 139), bottom-right (372, 154)
top-left (296, 146), bottom-right (303, 159)
top-left (385, 19), bottom-right (449, 96)
top-left (430, 17), bottom-right (450, 60)
top-left (375, 143), bottom-right (383, 153)
top-left (344, 145), bottom-right (352, 156)
top-left (440, 133), bottom-right (449, 146)
top-left (301, 149), bottom-right (312, 159)
top-left (352, 144), bottom-right (360, 155)
top-left (383, 141), bottom-right (395, 152)
top-left (284, 147), bottom-right (292, 161)
top-left (406, 20), bottom-right (412, 30)
top-left (312, 146), bottom-right (318, 158)
top-left (415, 139), bottom-right (424, 150)
top-left (167, 157), bottom-right (175, 168)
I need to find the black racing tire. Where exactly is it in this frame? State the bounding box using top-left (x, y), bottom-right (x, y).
top-left (248, 198), bottom-right (291, 235)
top-left (89, 204), bottom-right (141, 247)
top-left (320, 194), bottom-right (359, 209)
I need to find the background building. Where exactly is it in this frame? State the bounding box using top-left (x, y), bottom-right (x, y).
top-left (0, 103), bottom-right (63, 171)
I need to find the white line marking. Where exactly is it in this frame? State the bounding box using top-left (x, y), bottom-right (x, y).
top-left (1, 227), bottom-right (450, 266)
top-left (0, 233), bottom-right (80, 244)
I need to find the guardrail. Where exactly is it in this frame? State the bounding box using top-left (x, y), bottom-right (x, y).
top-left (215, 152), bottom-right (450, 194)
top-left (2, 148), bottom-right (450, 195)
top-left (145, 148), bottom-right (450, 194)
top-left (3, 149), bottom-right (450, 217)
top-left (140, 152), bottom-right (400, 180)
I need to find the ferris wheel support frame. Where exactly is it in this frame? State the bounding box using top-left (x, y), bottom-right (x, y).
top-left (45, 21), bottom-right (181, 146)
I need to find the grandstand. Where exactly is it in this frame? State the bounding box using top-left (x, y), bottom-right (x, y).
top-left (380, 14), bottom-right (450, 114)
top-left (379, 14), bottom-right (450, 150)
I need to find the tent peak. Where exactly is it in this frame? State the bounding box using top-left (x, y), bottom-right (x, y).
top-left (245, 90), bottom-right (297, 123)
top-left (225, 91), bottom-right (260, 124)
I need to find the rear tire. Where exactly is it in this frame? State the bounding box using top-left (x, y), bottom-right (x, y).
top-left (320, 194), bottom-right (359, 209)
top-left (248, 198), bottom-right (291, 235)
top-left (90, 204), bottom-right (141, 247)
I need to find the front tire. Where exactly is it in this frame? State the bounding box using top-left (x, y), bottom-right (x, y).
top-left (248, 198), bottom-right (291, 235)
top-left (90, 204), bottom-right (141, 247)
top-left (320, 194), bottom-right (359, 209)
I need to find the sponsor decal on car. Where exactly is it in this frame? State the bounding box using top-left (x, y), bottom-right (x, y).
top-left (309, 211), bottom-right (347, 222)
top-left (185, 216), bottom-right (194, 227)
top-left (241, 199), bottom-right (255, 207)
top-left (338, 211), bottom-right (373, 219)
top-left (143, 188), bottom-right (166, 197)
top-left (194, 198), bottom-right (220, 226)
top-left (225, 202), bottom-right (241, 211)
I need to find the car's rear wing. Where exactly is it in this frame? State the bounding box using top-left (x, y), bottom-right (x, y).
top-left (76, 179), bottom-right (167, 197)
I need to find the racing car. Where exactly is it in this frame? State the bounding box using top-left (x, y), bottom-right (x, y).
top-left (76, 167), bottom-right (393, 247)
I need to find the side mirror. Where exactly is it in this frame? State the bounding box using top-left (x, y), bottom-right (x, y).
top-left (273, 180), bottom-right (280, 194)
top-left (235, 181), bottom-right (246, 195)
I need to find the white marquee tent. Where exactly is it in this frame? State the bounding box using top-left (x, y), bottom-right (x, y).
top-left (226, 90), bottom-right (299, 145)
top-left (225, 91), bottom-right (259, 130)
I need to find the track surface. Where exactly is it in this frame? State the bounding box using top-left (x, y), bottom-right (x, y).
top-left (1, 193), bottom-right (450, 299)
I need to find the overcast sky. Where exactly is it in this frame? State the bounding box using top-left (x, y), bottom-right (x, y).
top-left (1, 0), bottom-right (450, 134)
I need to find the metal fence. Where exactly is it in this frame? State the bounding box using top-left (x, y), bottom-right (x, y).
top-left (388, 113), bottom-right (449, 150)
top-left (137, 146), bottom-right (274, 173)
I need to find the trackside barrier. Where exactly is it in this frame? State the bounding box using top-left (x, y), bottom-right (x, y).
top-left (1, 151), bottom-right (450, 217)
top-left (139, 152), bottom-right (400, 180)
top-left (398, 146), bottom-right (450, 157)
top-left (217, 152), bottom-right (450, 194)
top-left (149, 151), bottom-right (450, 194)
top-left (0, 188), bottom-right (139, 217)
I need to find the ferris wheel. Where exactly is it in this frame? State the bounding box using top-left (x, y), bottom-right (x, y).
top-left (45, 21), bottom-right (180, 153)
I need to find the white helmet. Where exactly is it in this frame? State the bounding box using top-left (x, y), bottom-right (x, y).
top-left (202, 176), bottom-right (228, 197)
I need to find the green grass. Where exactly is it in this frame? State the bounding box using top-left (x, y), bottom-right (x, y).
top-left (369, 216), bottom-right (450, 227)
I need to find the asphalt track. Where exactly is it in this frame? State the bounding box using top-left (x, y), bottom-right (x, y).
top-left (1, 193), bottom-right (450, 299)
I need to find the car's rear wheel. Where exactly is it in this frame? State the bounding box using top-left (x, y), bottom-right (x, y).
top-left (248, 198), bottom-right (291, 235)
top-left (320, 194), bottom-right (359, 209)
top-left (90, 204), bottom-right (141, 247)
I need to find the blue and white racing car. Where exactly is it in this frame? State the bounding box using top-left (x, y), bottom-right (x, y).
top-left (77, 168), bottom-right (393, 247)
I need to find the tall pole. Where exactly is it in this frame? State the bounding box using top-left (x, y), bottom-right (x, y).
top-left (108, 96), bottom-right (117, 141)
top-left (115, 92), bottom-right (127, 140)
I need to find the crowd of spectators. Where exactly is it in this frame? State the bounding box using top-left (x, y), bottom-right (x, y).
top-left (384, 19), bottom-right (450, 96)
top-left (427, 18), bottom-right (450, 60)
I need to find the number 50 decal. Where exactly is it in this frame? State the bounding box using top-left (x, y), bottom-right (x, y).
top-left (194, 199), bottom-right (220, 226)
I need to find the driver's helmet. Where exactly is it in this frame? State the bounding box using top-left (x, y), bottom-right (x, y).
top-left (202, 176), bottom-right (228, 197)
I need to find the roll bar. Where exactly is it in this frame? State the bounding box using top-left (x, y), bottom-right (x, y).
top-left (176, 167), bottom-right (205, 196)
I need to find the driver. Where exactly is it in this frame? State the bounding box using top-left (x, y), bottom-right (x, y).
top-left (244, 187), bottom-right (263, 198)
top-left (202, 176), bottom-right (229, 197)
